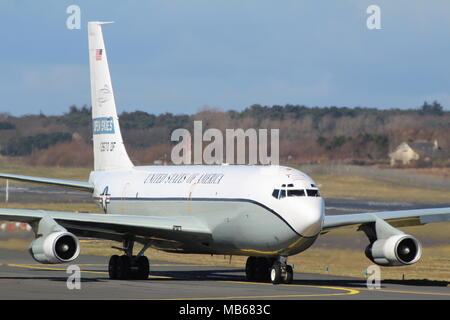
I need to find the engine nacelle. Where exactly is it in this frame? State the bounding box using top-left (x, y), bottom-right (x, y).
top-left (29, 231), bottom-right (80, 264)
top-left (365, 234), bottom-right (422, 266)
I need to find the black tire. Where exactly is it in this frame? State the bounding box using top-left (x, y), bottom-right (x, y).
top-left (108, 255), bottom-right (119, 279)
top-left (245, 257), bottom-right (257, 281)
top-left (283, 265), bottom-right (293, 284)
top-left (255, 258), bottom-right (271, 282)
top-left (117, 255), bottom-right (131, 280)
top-left (135, 256), bottom-right (150, 280)
top-left (270, 262), bottom-right (282, 284)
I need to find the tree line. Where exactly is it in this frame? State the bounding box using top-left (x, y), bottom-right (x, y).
top-left (0, 101), bottom-right (447, 166)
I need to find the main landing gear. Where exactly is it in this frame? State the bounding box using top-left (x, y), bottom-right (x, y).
top-left (245, 256), bottom-right (293, 284)
top-left (108, 239), bottom-right (150, 280)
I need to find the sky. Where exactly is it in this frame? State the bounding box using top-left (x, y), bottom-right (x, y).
top-left (1, 1), bottom-right (450, 116)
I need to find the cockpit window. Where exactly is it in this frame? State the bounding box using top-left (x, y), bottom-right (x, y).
top-left (272, 189), bottom-right (280, 199)
top-left (272, 187), bottom-right (320, 199)
top-left (306, 189), bottom-right (320, 197)
top-left (287, 189), bottom-right (305, 197)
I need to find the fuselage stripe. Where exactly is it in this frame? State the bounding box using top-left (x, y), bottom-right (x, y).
top-left (93, 196), bottom-right (318, 239)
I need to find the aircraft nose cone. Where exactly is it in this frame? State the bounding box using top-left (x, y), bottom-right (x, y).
top-left (300, 199), bottom-right (324, 237)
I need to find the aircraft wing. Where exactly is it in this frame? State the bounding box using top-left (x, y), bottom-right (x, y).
top-left (322, 207), bottom-right (450, 232)
top-left (0, 173), bottom-right (94, 192)
top-left (0, 208), bottom-right (212, 247)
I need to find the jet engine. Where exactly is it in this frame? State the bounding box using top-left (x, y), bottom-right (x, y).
top-left (29, 231), bottom-right (80, 264)
top-left (365, 234), bottom-right (422, 266)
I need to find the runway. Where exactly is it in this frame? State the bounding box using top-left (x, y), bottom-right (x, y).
top-left (0, 249), bottom-right (448, 300)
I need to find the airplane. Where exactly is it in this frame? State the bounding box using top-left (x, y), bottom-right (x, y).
top-left (0, 21), bottom-right (449, 284)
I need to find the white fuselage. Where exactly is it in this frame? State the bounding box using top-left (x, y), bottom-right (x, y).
top-left (89, 165), bottom-right (324, 257)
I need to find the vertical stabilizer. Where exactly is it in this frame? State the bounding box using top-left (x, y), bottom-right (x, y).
top-left (88, 21), bottom-right (133, 171)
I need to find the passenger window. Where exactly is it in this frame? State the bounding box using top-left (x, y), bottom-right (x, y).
top-left (287, 189), bottom-right (305, 197)
top-left (279, 190), bottom-right (286, 199)
top-left (272, 189), bottom-right (280, 199)
top-left (306, 189), bottom-right (320, 197)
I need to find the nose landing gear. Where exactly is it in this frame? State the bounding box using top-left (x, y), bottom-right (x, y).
top-left (245, 256), bottom-right (293, 284)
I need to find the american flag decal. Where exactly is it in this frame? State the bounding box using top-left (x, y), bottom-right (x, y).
top-left (96, 49), bottom-right (103, 61)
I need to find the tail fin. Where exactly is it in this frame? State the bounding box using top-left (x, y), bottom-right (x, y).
top-left (88, 21), bottom-right (133, 171)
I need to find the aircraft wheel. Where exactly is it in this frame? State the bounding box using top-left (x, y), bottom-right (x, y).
top-left (108, 255), bottom-right (119, 279)
top-left (255, 257), bottom-right (272, 282)
top-left (245, 257), bottom-right (257, 281)
top-left (283, 265), bottom-right (293, 284)
top-left (117, 255), bottom-right (131, 280)
top-left (270, 261), bottom-right (282, 284)
top-left (135, 256), bottom-right (150, 280)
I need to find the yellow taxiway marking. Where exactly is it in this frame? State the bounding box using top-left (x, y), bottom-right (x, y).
top-left (13, 262), bottom-right (205, 268)
top-left (223, 280), bottom-right (359, 295)
top-left (160, 280), bottom-right (450, 300)
top-left (5, 263), bottom-right (358, 299)
top-left (357, 287), bottom-right (450, 297)
top-left (160, 293), bottom-right (352, 300)
top-left (8, 263), bottom-right (105, 274)
top-left (227, 281), bottom-right (450, 298)
top-left (150, 264), bottom-right (208, 267)
top-left (6, 264), bottom-right (449, 298)
top-left (15, 263), bottom-right (203, 267)
top-left (158, 280), bottom-right (360, 300)
top-left (6, 263), bottom-right (171, 279)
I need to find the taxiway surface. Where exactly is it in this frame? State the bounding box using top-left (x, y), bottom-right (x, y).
top-left (0, 249), bottom-right (448, 300)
